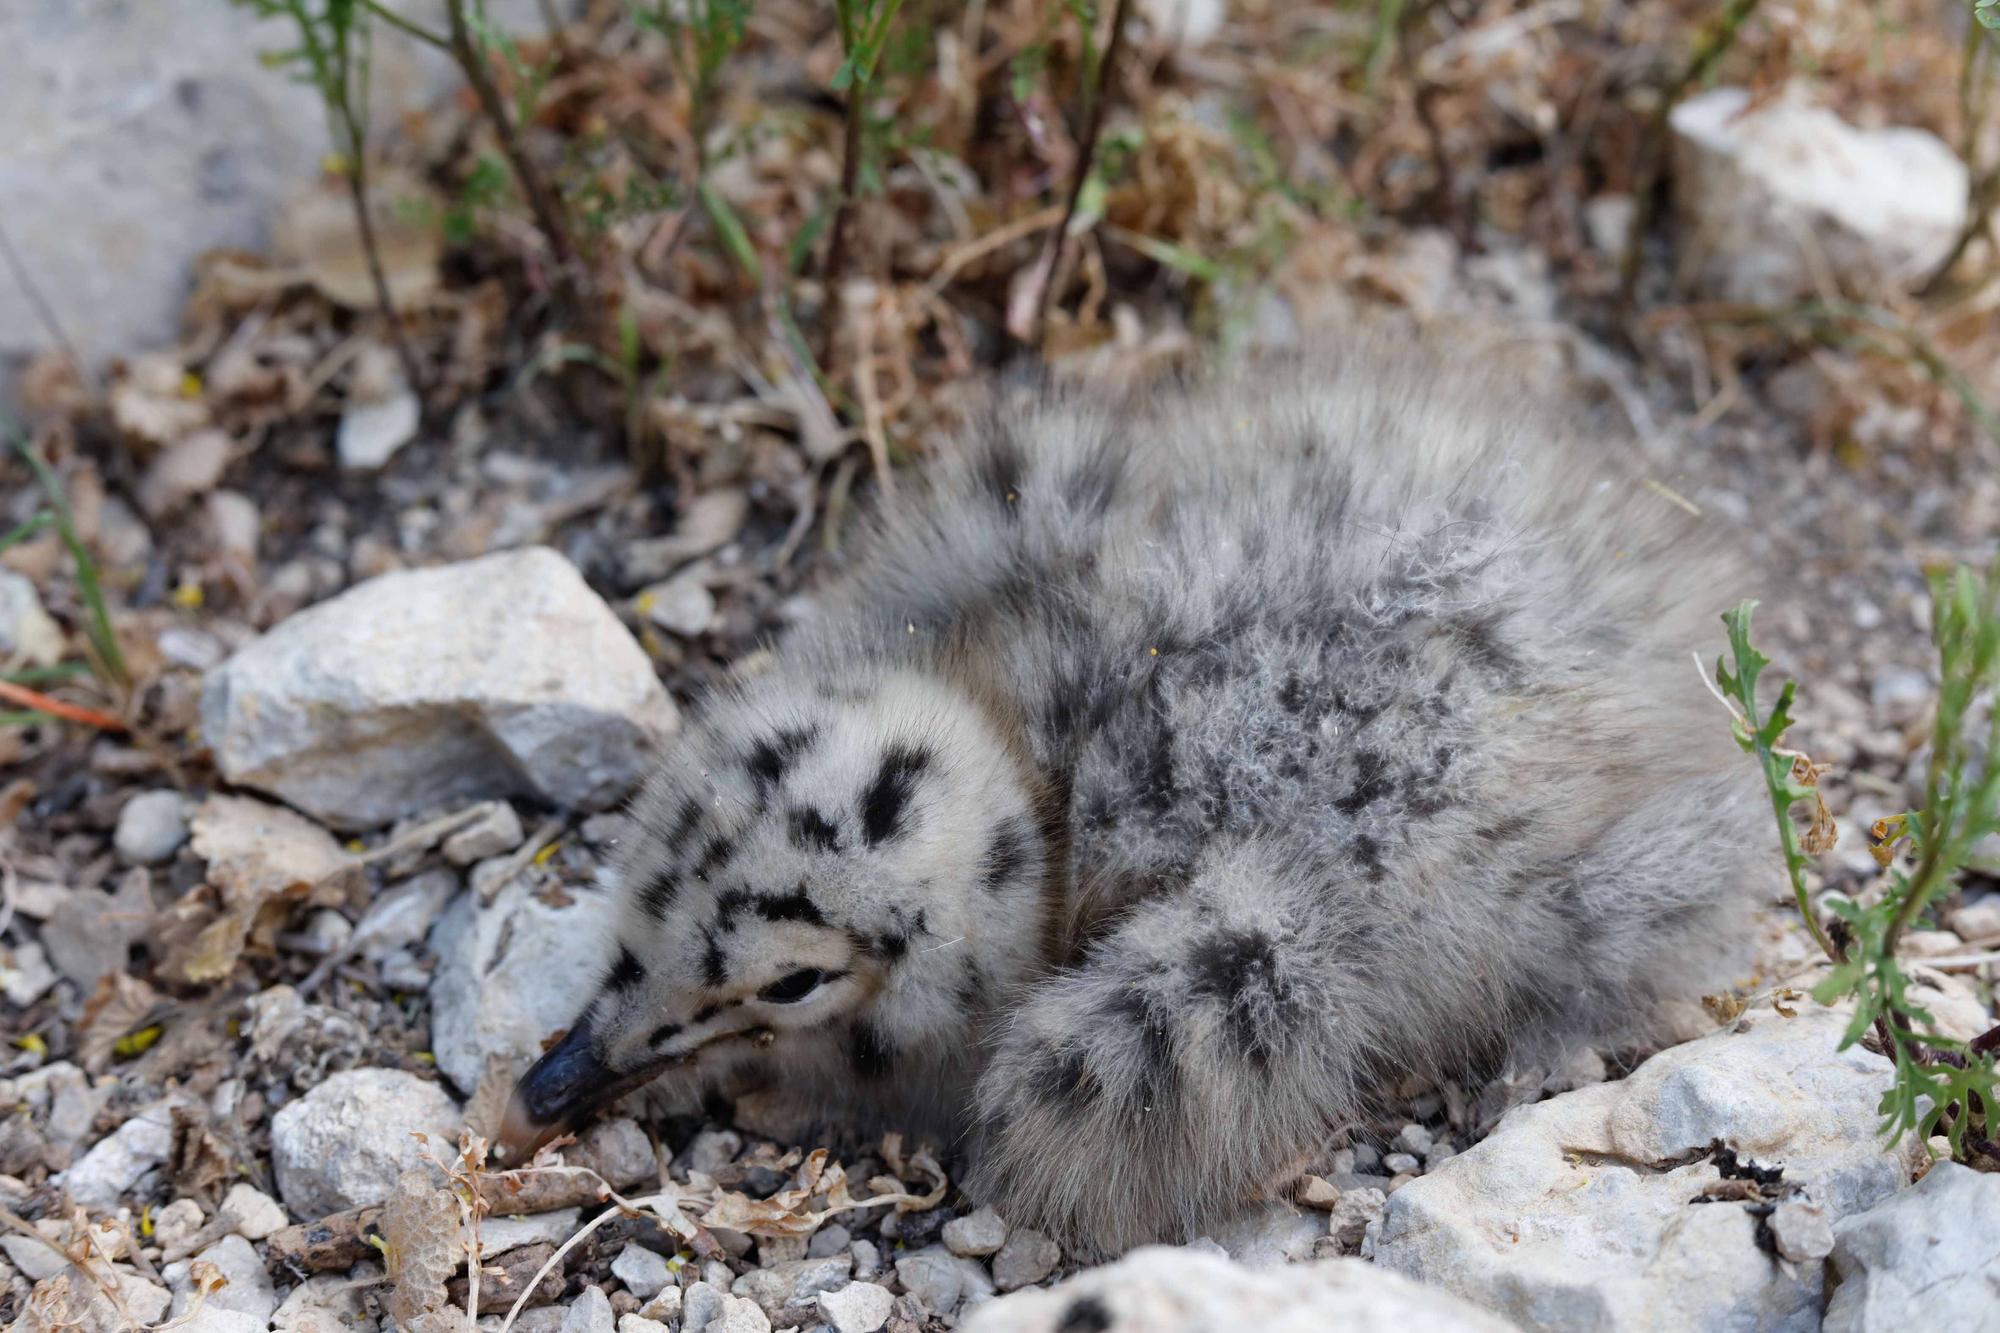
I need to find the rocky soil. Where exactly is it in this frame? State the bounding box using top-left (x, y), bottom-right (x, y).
top-left (6, 2), bottom-right (2000, 1332)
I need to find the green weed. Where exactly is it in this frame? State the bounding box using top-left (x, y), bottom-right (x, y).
top-left (1716, 580), bottom-right (2000, 1162)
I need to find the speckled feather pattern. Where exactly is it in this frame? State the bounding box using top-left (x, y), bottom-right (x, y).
top-left (583, 339), bottom-right (1764, 1256)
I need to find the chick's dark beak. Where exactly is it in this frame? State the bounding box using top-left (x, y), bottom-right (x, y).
top-left (496, 1016), bottom-right (611, 1166)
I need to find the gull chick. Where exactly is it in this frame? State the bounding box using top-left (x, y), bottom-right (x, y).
top-left (501, 340), bottom-right (1761, 1256)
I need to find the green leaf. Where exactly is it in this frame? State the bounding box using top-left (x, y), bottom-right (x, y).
top-left (1811, 960), bottom-right (1863, 1004)
top-left (0, 510), bottom-right (53, 554)
top-left (698, 179), bottom-right (763, 283)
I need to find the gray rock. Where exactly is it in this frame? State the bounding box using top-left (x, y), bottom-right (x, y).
top-left (959, 1246), bottom-right (1516, 1332)
top-left (220, 1182), bottom-right (289, 1240)
top-left (202, 546), bottom-right (679, 829)
top-left (273, 1261), bottom-right (384, 1333)
top-left (2, 1233), bottom-right (68, 1282)
top-left (57, 1105), bottom-right (177, 1209)
top-left (637, 1285), bottom-right (682, 1325)
top-left (681, 1281), bottom-right (725, 1332)
top-left (114, 790), bottom-right (191, 865)
top-left (1373, 1008), bottom-right (1924, 1331)
top-left (894, 1245), bottom-right (993, 1316)
top-left (1768, 1200), bottom-right (1833, 1265)
top-left (698, 1294), bottom-right (771, 1333)
top-left (152, 1199), bottom-right (206, 1255)
top-left (1382, 1152), bottom-right (1422, 1176)
top-left (1825, 1161), bottom-right (2000, 1330)
top-left (1946, 898), bottom-right (2000, 940)
top-left (612, 1244), bottom-right (673, 1301)
top-left (943, 1207), bottom-right (1008, 1257)
top-left (1669, 86), bottom-right (1967, 303)
top-left (444, 801), bottom-right (526, 865)
top-left (732, 1254), bottom-right (854, 1325)
top-left (1209, 1202), bottom-right (1324, 1268)
top-left (560, 1286), bottom-right (615, 1333)
top-left (1392, 1124), bottom-right (1434, 1157)
top-left (427, 875), bottom-right (614, 1094)
top-left (351, 868), bottom-right (459, 963)
top-left (575, 1118), bottom-right (657, 1192)
top-left (849, 1238), bottom-right (883, 1282)
top-left (818, 1280), bottom-right (896, 1333)
top-left (268, 1068), bottom-right (460, 1216)
top-left (807, 1224), bottom-right (853, 1259)
top-left (991, 1227), bottom-right (1060, 1292)
top-left (0, 0), bottom-right (540, 382)
top-left (168, 1234), bottom-right (278, 1321)
top-left (481, 1208), bottom-right (582, 1258)
top-left (1329, 1187), bottom-right (1387, 1252)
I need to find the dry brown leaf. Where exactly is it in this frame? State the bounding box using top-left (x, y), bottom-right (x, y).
top-left (108, 354), bottom-right (210, 450)
top-left (277, 176), bottom-right (443, 313)
top-left (698, 1142), bottom-right (947, 1238)
top-left (165, 796), bottom-right (358, 983)
top-left (74, 972), bottom-right (164, 1074)
top-left (383, 1167), bottom-right (463, 1328)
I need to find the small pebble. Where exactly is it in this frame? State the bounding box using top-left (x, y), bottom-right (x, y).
top-left (991, 1227), bottom-right (1060, 1292)
top-left (807, 1224), bottom-right (852, 1259)
top-left (611, 1244), bottom-right (673, 1301)
top-left (1946, 899), bottom-right (2000, 941)
top-left (152, 1198), bottom-right (205, 1253)
top-left (562, 1286), bottom-right (615, 1333)
top-left (1296, 1175), bottom-right (1340, 1210)
top-left (637, 1287), bottom-right (681, 1324)
top-left (445, 801), bottom-right (526, 865)
top-left (1392, 1124), bottom-right (1434, 1157)
top-left (114, 790), bottom-right (190, 865)
top-left (220, 1183), bottom-right (288, 1241)
top-left (818, 1280), bottom-right (896, 1333)
top-left (615, 1317), bottom-right (670, 1333)
top-left (941, 1206), bottom-right (1008, 1257)
top-left (1382, 1151), bottom-right (1422, 1176)
top-left (1328, 1187), bottom-right (1387, 1250)
top-left (681, 1282), bottom-right (725, 1332)
top-left (1769, 1200), bottom-right (1834, 1263)
top-left (849, 1238), bottom-right (882, 1281)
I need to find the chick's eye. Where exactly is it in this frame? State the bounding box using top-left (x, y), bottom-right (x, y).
top-left (757, 969), bottom-right (825, 1004)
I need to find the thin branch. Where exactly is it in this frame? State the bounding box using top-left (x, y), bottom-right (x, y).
top-left (444, 0), bottom-right (585, 314)
top-left (342, 149), bottom-right (429, 405)
top-left (820, 78), bottom-right (870, 346)
top-left (1033, 0), bottom-right (1134, 346)
top-left (359, 0), bottom-right (449, 48)
top-left (1617, 0), bottom-right (1765, 313)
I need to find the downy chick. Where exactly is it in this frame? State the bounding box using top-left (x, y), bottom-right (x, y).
top-left (501, 339), bottom-right (1763, 1256)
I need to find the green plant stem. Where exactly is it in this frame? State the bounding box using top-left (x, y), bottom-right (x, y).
top-left (1618, 0), bottom-right (1765, 312)
top-left (4, 423), bottom-right (128, 690)
top-left (1364, 0), bottom-right (1407, 93)
top-left (359, 0), bottom-right (449, 48)
top-left (821, 0), bottom-right (908, 347)
top-left (444, 0), bottom-right (584, 310)
top-left (1034, 0), bottom-right (1132, 345)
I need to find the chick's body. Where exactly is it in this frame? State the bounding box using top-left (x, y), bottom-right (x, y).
top-left (520, 342), bottom-right (1762, 1256)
